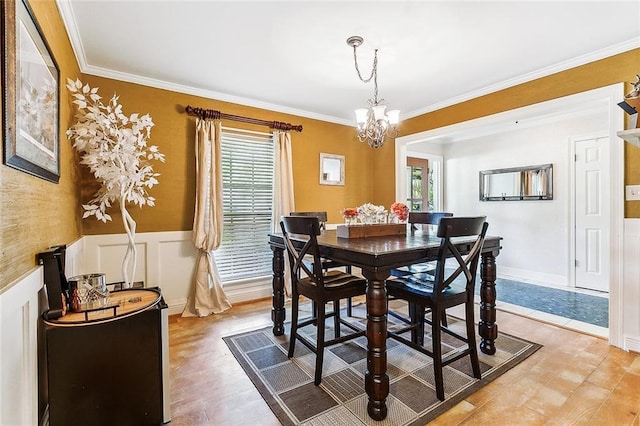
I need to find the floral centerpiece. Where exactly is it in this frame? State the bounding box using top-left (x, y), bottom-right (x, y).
top-left (341, 207), bottom-right (358, 225)
top-left (357, 203), bottom-right (387, 224)
top-left (390, 202), bottom-right (409, 223)
top-left (65, 78), bottom-right (165, 288)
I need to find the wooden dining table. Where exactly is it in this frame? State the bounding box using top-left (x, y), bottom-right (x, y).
top-left (268, 228), bottom-right (502, 421)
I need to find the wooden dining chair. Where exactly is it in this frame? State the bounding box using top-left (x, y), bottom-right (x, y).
top-left (280, 216), bottom-right (366, 385)
top-left (386, 216), bottom-right (488, 401)
top-left (389, 212), bottom-right (453, 326)
top-left (290, 211), bottom-right (356, 316)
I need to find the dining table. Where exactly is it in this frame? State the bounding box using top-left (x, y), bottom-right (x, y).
top-left (267, 228), bottom-right (502, 421)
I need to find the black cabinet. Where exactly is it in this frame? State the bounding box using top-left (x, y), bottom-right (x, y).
top-left (41, 288), bottom-right (170, 425)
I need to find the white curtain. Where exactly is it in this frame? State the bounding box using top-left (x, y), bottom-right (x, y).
top-left (272, 130), bottom-right (295, 296)
top-left (182, 119), bottom-right (232, 317)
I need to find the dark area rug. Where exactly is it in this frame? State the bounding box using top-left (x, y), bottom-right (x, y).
top-left (223, 304), bottom-right (541, 425)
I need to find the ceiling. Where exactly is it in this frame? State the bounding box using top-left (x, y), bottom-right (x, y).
top-left (56, 1), bottom-right (640, 126)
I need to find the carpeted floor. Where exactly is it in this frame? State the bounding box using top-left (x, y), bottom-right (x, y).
top-left (223, 304), bottom-right (541, 426)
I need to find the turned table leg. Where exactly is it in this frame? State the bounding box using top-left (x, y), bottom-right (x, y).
top-left (271, 246), bottom-right (286, 336)
top-left (362, 270), bottom-right (389, 421)
top-left (479, 251), bottom-right (498, 355)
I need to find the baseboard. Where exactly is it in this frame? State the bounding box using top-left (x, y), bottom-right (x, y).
top-left (624, 335), bottom-right (640, 353)
top-left (497, 266), bottom-right (567, 287)
top-left (224, 277), bottom-right (273, 304)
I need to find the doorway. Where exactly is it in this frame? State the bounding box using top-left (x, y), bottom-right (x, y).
top-left (405, 155), bottom-right (443, 212)
top-left (395, 84), bottom-right (624, 346)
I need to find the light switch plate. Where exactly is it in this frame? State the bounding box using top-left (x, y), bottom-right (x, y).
top-left (626, 185), bottom-right (640, 201)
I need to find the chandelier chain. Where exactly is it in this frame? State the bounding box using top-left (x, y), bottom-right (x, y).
top-left (352, 46), bottom-right (380, 104)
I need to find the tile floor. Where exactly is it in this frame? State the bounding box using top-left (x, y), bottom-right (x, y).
top-left (485, 277), bottom-right (609, 339)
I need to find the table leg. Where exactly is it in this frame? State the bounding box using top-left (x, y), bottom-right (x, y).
top-left (271, 246), bottom-right (286, 336)
top-left (479, 251), bottom-right (498, 355)
top-left (362, 271), bottom-right (389, 421)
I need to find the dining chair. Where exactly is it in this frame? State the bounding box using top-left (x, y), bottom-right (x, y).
top-left (290, 211), bottom-right (356, 316)
top-left (389, 212), bottom-right (453, 326)
top-left (280, 216), bottom-right (366, 385)
top-left (386, 216), bottom-right (488, 401)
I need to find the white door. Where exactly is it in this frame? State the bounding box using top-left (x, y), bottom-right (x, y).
top-left (574, 136), bottom-right (610, 292)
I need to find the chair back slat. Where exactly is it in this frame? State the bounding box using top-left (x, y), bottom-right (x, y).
top-left (290, 211), bottom-right (328, 231)
top-left (433, 217), bottom-right (488, 297)
top-left (408, 212), bottom-right (453, 232)
top-left (280, 216), bottom-right (325, 287)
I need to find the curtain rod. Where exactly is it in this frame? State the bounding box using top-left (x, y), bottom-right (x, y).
top-left (184, 105), bottom-right (303, 132)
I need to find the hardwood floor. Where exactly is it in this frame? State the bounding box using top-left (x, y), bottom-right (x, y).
top-left (168, 297), bottom-right (640, 425)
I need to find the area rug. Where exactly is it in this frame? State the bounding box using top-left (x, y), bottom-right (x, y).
top-left (223, 304), bottom-right (541, 425)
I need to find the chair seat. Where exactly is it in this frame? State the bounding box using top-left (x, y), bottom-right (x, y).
top-left (390, 262), bottom-right (435, 277)
top-left (387, 274), bottom-right (463, 298)
top-left (299, 270), bottom-right (366, 290)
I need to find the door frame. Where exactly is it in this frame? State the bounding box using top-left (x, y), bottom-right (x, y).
top-left (395, 83), bottom-right (624, 347)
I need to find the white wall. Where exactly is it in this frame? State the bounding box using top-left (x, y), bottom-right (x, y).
top-left (623, 219), bottom-right (640, 352)
top-left (443, 111), bottom-right (608, 286)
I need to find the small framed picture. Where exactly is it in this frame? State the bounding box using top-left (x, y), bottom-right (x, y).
top-left (2, 0), bottom-right (60, 183)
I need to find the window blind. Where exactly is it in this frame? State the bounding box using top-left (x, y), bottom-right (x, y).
top-left (214, 128), bottom-right (275, 282)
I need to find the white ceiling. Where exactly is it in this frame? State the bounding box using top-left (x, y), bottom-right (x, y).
top-left (56, 1), bottom-right (640, 126)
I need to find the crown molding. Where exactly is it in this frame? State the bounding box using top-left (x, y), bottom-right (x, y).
top-left (402, 37), bottom-right (640, 120)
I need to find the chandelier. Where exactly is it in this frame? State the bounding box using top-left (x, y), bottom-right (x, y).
top-left (346, 35), bottom-right (400, 149)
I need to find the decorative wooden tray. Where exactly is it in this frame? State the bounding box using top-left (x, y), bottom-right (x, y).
top-left (336, 223), bottom-right (407, 238)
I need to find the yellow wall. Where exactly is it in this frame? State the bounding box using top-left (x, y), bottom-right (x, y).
top-left (76, 76), bottom-right (374, 235)
top-left (0, 0), bottom-right (83, 292)
top-left (372, 49), bottom-right (640, 215)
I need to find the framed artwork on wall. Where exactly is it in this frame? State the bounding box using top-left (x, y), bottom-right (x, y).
top-left (2, 0), bottom-right (60, 183)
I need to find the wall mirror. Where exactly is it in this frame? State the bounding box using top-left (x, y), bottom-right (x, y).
top-left (319, 153), bottom-right (344, 186)
top-left (480, 163), bottom-right (553, 201)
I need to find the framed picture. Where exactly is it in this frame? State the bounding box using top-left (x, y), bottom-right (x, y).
top-left (2, 0), bottom-right (60, 183)
top-left (319, 153), bottom-right (344, 186)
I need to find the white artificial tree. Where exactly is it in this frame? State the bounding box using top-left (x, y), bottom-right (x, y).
top-left (66, 78), bottom-right (165, 288)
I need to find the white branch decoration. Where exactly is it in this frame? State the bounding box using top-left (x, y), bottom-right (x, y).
top-left (65, 78), bottom-right (165, 288)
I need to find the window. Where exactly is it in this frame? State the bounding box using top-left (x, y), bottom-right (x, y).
top-left (214, 128), bottom-right (274, 282)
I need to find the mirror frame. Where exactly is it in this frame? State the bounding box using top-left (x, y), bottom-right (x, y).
top-left (319, 153), bottom-right (345, 186)
top-left (479, 163), bottom-right (553, 201)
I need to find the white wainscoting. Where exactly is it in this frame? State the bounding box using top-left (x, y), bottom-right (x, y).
top-left (0, 239), bottom-right (82, 425)
top-left (623, 219), bottom-right (640, 352)
top-left (82, 231), bottom-right (273, 315)
top-left (0, 268), bottom-right (42, 425)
